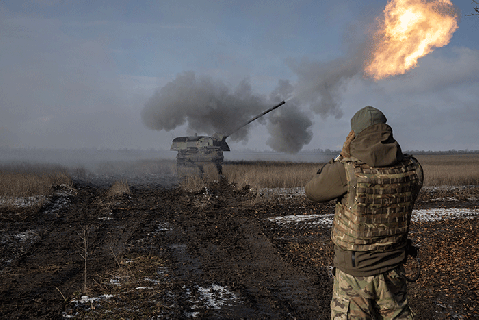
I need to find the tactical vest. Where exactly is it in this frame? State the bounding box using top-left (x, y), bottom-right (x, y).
top-left (332, 156), bottom-right (421, 252)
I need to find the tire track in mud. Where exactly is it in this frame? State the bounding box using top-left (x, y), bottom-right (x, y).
top-left (163, 190), bottom-right (332, 319)
top-left (0, 183), bottom-right (157, 319)
top-left (0, 176), bottom-right (334, 319)
top-left (0, 184), bottom-right (107, 319)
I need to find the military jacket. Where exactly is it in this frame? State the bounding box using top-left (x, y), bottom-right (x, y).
top-left (332, 155), bottom-right (422, 252)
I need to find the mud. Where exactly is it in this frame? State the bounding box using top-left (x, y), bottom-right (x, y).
top-left (1, 173), bottom-right (478, 319)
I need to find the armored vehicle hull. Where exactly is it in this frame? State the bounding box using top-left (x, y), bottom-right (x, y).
top-left (171, 134), bottom-right (229, 176)
top-left (171, 100), bottom-right (285, 177)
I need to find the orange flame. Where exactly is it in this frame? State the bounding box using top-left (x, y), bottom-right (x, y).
top-left (364, 0), bottom-right (459, 81)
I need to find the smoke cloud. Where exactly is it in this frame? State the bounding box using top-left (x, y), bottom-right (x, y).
top-left (266, 80), bottom-right (313, 153)
top-left (266, 105), bottom-right (313, 153)
top-left (142, 71), bottom-right (269, 142)
top-left (141, 72), bottom-right (316, 151)
top-left (142, 50), bottom-right (364, 152)
top-left (287, 54), bottom-right (363, 120)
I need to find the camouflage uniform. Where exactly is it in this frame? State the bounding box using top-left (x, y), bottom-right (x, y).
top-left (330, 156), bottom-right (420, 320)
top-left (305, 106), bottom-right (423, 320)
top-left (331, 267), bottom-right (413, 320)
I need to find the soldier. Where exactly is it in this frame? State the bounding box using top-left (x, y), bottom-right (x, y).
top-left (305, 106), bottom-right (423, 319)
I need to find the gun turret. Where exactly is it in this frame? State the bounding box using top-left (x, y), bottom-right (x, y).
top-left (225, 100), bottom-right (286, 139)
top-left (171, 100), bottom-right (286, 177)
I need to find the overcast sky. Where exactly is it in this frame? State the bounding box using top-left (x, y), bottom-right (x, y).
top-left (1, 0), bottom-right (478, 152)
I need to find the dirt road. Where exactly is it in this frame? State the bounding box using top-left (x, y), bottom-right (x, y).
top-left (1, 178), bottom-right (478, 319)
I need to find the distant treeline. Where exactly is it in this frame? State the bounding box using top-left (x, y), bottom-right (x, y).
top-left (2, 146), bottom-right (479, 156)
top-left (405, 150), bottom-right (479, 155)
top-left (304, 149), bottom-right (479, 155)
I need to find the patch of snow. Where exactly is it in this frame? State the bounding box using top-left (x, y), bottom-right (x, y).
top-left (145, 277), bottom-right (161, 285)
top-left (185, 311), bottom-right (201, 318)
top-left (156, 222), bottom-right (172, 232)
top-left (268, 208), bottom-right (479, 227)
top-left (109, 279), bottom-right (121, 286)
top-left (183, 284), bottom-right (239, 318)
top-left (422, 185), bottom-right (476, 191)
top-left (435, 301), bottom-right (465, 319)
top-left (268, 214), bottom-right (334, 226)
top-left (98, 216), bottom-right (113, 220)
top-left (429, 197), bottom-right (459, 202)
top-left (44, 196), bottom-right (70, 215)
top-left (0, 195), bottom-right (45, 207)
top-left (259, 187), bottom-right (305, 197)
top-left (0, 185), bottom-right (74, 212)
top-left (145, 222), bottom-right (173, 238)
top-left (71, 294), bottom-right (114, 304)
top-left (196, 284), bottom-right (238, 309)
top-left (157, 267), bottom-right (169, 276)
top-left (412, 208), bottom-right (479, 222)
top-left (14, 230), bottom-right (39, 243)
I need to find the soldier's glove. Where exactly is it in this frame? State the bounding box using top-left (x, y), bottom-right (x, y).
top-left (405, 239), bottom-right (421, 282)
top-left (340, 130), bottom-right (355, 158)
top-left (406, 239), bottom-right (419, 258)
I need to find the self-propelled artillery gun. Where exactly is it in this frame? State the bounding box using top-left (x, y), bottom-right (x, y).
top-left (171, 100), bottom-right (286, 176)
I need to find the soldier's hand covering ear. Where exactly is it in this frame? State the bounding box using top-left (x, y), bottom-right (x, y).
top-left (340, 130), bottom-right (355, 158)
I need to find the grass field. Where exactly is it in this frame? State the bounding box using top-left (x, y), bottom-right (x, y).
top-left (181, 154), bottom-right (479, 191)
top-left (1, 155), bottom-right (478, 318)
top-left (415, 154), bottom-right (479, 186)
top-left (0, 163), bottom-right (71, 209)
top-left (2, 154), bottom-right (479, 198)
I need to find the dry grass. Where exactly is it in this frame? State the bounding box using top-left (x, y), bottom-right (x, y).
top-left (179, 154), bottom-right (479, 192)
top-left (66, 254), bottom-right (172, 319)
top-left (178, 163), bottom-right (221, 191)
top-left (223, 162), bottom-right (320, 189)
top-left (0, 163), bottom-right (72, 198)
top-left (415, 154), bottom-right (479, 187)
top-left (107, 180), bottom-right (130, 197)
top-left (178, 162), bottom-right (321, 192)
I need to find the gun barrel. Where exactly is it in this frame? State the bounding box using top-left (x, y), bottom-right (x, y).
top-left (226, 100), bottom-right (285, 138)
